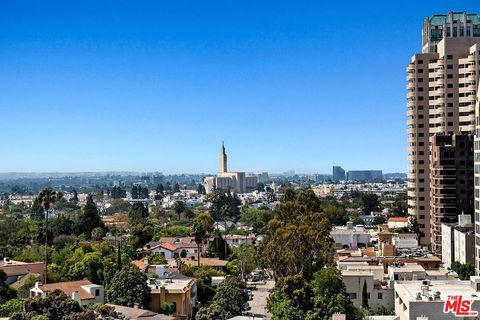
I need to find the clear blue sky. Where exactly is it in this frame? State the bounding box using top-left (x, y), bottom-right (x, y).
top-left (1, 1), bottom-right (478, 174)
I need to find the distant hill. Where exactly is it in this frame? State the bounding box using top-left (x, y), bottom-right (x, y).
top-left (383, 172), bottom-right (407, 180)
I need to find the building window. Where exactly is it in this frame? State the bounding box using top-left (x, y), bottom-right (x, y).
top-left (95, 289), bottom-right (100, 297)
top-left (378, 292), bottom-right (383, 299)
top-left (350, 293), bottom-right (357, 300)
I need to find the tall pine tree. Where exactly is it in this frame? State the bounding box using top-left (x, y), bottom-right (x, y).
top-left (362, 279), bottom-right (369, 309)
top-left (76, 195), bottom-right (104, 238)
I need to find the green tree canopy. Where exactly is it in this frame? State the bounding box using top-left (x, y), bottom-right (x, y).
top-left (128, 203), bottom-right (149, 223)
top-left (259, 189), bottom-right (334, 281)
top-left (106, 265), bottom-right (151, 308)
top-left (111, 186), bottom-right (127, 199)
top-left (11, 290), bottom-right (84, 320)
top-left (75, 195), bottom-right (104, 238)
top-left (196, 276), bottom-right (248, 320)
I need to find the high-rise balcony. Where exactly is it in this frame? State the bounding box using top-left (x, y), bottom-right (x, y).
top-left (407, 73), bottom-right (415, 81)
top-left (407, 92), bottom-right (415, 99)
top-left (406, 82), bottom-right (415, 90)
top-left (432, 70), bottom-right (444, 78)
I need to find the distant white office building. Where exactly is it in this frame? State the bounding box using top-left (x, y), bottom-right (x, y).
top-left (204, 142), bottom-right (257, 194)
top-left (331, 223), bottom-right (371, 249)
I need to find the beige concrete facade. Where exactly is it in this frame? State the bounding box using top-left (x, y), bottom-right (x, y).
top-left (475, 66), bottom-right (480, 275)
top-left (407, 16), bottom-right (480, 247)
top-left (149, 278), bottom-right (196, 320)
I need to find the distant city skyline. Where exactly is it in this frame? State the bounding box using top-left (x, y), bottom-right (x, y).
top-left (1, 1), bottom-right (478, 173)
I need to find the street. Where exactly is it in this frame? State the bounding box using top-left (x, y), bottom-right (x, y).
top-left (247, 280), bottom-right (275, 319)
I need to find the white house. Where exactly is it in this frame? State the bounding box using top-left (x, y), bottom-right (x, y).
top-left (30, 280), bottom-right (104, 306)
top-left (224, 234), bottom-right (256, 248)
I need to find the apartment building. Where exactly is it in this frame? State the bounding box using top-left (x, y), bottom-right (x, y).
top-left (430, 134), bottom-right (474, 256)
top-left (474, 60), bottom-right (480, 275)
top-left (441, 214), bottom-right (475, 269)
top-left (341, 269), bottom-right (394, 312)
top-left (407, 12), bottom-right (480, 247)
top-left (394, 278), bottom-right (480, 320)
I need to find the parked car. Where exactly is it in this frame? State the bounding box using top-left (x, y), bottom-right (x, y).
top-left (251, 271), bottom-right (261, 282)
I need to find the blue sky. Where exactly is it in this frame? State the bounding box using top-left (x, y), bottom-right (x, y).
top-left (1, 1), bottom-right (478, 174)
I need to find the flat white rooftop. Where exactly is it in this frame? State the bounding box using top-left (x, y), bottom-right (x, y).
top-left (396, 280), bottom-right (480, 302)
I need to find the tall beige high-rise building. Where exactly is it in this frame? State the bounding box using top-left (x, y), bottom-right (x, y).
top-left (407, 12), bottom-right (480, 253)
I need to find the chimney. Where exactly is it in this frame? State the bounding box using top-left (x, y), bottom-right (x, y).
top-left (160, 285), bottom-right (166, 306)
top-left (71, 291), bottom-right (80, 302)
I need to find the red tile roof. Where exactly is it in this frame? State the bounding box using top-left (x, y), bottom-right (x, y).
top-left (160, 243), bottom-right (176, 252)
top-left (388, 217), bottom-right (409, 223)
top-left (39, 280), bottom-right (95, 300)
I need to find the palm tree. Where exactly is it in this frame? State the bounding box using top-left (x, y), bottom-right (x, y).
top-left (192, 222), bottom-right (206, 267)
top-left (37, 189), bottom-right (59, 284)
top-left (192, 213), bottom-right (214, 267)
